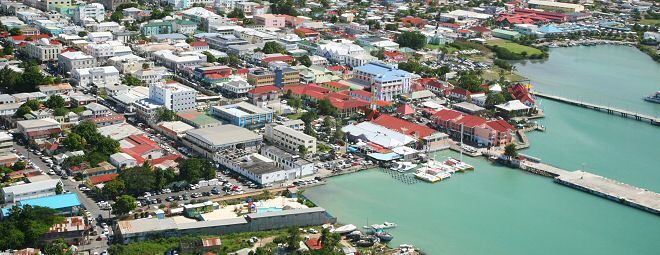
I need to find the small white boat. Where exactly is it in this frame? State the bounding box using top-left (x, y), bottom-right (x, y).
top-left (331, 224), bottom-right (357, 234)
top-left (415, 172), bottom-right (441, 183)
top-left (371, 222), bottom-right (397, 230)
top-left (394, 162), bottom-right (417, 173)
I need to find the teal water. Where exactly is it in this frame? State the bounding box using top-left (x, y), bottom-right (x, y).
top-left (514, 45), bottom-right (660, 117)
top-left (305, 46), bottom-right (660, 254)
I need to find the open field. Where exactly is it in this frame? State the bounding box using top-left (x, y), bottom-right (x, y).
top-left (487, 39), bottom-right (542, 55)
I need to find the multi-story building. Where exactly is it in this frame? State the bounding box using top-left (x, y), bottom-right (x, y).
top-left (73, 3), bottom-right (105, 24)
top-left (71, 66), bottom-right (121, 88)
top-left (152, 50), bottom-right (206, 70)
top-left (210, 102), bottom-right (273, 128)
top-left (264, 123), bottom-right (316, 156)
top-left (316, 41), bottom-right (367, 66)
top-left (25, 39), bottom-right (62, 62)
top-left (149, 82), bottom-right (198, 112)
top-left (255, 14), bottom-right (286, 28)
top-left (1, 179), bottom-right (62, 203)
top-left (260, 146), bottom-right (316, 178)
top-left (247, 68), bottom-right (299, 87)
top-left (37, 0), bottom-right (71, 11)
top-left (527, 0), bottom-right (584, 13)
top-left (133, 98), bottom-right (162, 124)
top-left (108, 54), bottom-right (149, 74)
top-left (134, 68), bottom-right (168, 86)
top-left (58, 51), bottom-right (96, 74)
top-left (37, 83), bottom-right (73, 96)
top-left (101, 0), bottom-right (131, 10)
top-left (183, 125), bottom-right (262, 157)
top-left (219, 76), bottom-right (254, 98)
top-left (0, 132), bottom-right (14, 157)
top-left (141, 21), bottom-right (173, 36)
top-left (352, 62), bottom-right (413, 101)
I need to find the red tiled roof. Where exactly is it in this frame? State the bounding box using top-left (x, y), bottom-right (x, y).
top-left (323, 81), bottom-right (349, 90)
top-left (150, 154), bottom-right (181, 165)
top-left (248, 85), bottom-right (280, 95)
top-left (433, 109), bottom-right (463, 121)
top-left (397, 104), bottom-right (415, 115)
top-left (89, 173), bottom-right (119, 185)
top-left (327, 65), bottom-right (349, 72)
top-left (486, 120), bottom-right (514, 132)
top-left (372, 115), bottom-right (436, 138)
top-left (120, 134), bottom-right (160, 164)
top-left (470, 26), bottom-right (491, 33)
top-left (305, 238), bottom-right (323, 250)
top-left (349, 90), bottom-right (372, 98)
top-left (295, 27), bottom-right (319, 35)
top-left (190, 41), bottom-right (209, 47)
top-left (456, 115), bottom-right (487, 128)
top-left (450, 88), bottom-right (472, 96)
top-left (92, 115), bottom-right (125, 124)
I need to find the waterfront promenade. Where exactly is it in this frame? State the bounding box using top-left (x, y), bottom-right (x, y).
top-left (530, 91), bottom-right (659, 125)
top-left (519, 161), bottom-right (660, 215)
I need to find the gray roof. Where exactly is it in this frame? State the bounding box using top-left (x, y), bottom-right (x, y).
top-left (1, 179), bottom-right (61, 195)
top-left (246, 207), bottom-right (326, 219)
top-left (186, 125), bottom-right (261, 147)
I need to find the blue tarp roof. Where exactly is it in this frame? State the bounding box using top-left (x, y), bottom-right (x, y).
top-left (2, 193), bottom-right (81, 216)
top-left (367, 152), bottom-right (401, 161)
top-left (538, 25), bottom-right (563, 34)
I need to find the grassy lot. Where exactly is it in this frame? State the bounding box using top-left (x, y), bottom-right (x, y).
top-left (425, 43), bottom-right (459, 53)
top-left (481, 66), bottom-right (527, 83)
top-left (486, 39), bottom-right (542, 55)
top-left (109, 229), bottom-right (290, 255)
top-left (640, 19), bottom-right (660, 26)
top-left (286, 112), bottom-right (303, 120)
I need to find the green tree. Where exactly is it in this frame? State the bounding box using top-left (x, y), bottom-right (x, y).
top-left (0, 205), bottom-right (63, 250)
top-left (262, 41), bottom-right (286, 54)
top-left (24, 99), bottom-right (41, 111)
top-left (286, 227), bottom-right (300, 251)
top-left (396, 31), bottom-right (427, 50)
top-left (110, 11), bottom-right (124, 23)
top-left (316, 99), bottom-right (337, 116)
top-left (122, 74), bottom-right (142, 86)
top-left (156, 107), bottom-right (176, 122)
top-left (77, 31), bottom-right (88, 37)
top-left (112, 195), bottom-right (137, 215)
top-left (13, 104), bottom-right (32, 118)
top-left (44, 238), bottom-right (74, 255)
top-left (385, 23), bottom-right (399, 31)
top-left (54, 107), bottom-right (69, 116)
top-left (46, 95), bottom-right (65, 109)
top-left (178, 158), bottom-right (214, 184)
top-left (202, 51), bottom-right (217, 63)
top-left (12, 161), bottom-right (26, 170)
top-left (103, 179), bottom-right (126, 199)
top-left (154, 167), bottom-right (177, 189)
top-left (298, 145), bottom-right (308, 157)
top-left (119, 164), bottom-right (156, 195)
top-left (485, 92), bottom-right (505, 107)
top-left (504, 143), bottom-right (518, 158)
top-left (55, 182), bottom-right (63, 195)
top-left (227, 8), bottom-right (245, 19)
top-left (9, 27), bottom-right (21, 36)
top-left (297, 55), bottom-right (311, 67)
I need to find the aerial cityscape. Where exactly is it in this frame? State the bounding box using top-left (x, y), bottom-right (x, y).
top-left (0, 0), bottom-right (658, 254)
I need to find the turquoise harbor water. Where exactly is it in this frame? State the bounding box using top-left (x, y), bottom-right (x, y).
top-left (305, 46), bottom-right (660, 255)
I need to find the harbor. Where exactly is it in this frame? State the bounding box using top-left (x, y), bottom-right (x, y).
top-left (530, 91), bottom-right (659, 125)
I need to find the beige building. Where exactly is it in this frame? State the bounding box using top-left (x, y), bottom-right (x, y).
top-left (265, 123), bottom-right (316, 156)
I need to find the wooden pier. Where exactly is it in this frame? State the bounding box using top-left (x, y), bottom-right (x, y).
top-left (530, 91), bottom-right (659, 126)
top-left (519, 161), bottom-right (660, 215)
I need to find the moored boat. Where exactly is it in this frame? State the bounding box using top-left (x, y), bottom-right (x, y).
top-left (371, 222), bottom-right (397, 230)
top-left (331, 224), bottom-right (357, 234)
top-left (374, 231), bottom-right (394, 242)
top-left (643, 91), bottom-right (660, 104)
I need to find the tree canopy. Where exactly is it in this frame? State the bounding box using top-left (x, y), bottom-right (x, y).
top-left (262, 41), bottom-right (286, 54)
top-left (396, 31), bottom-right (427, 50)
top-left (0, 65), bottom-right (57, 93)
top-left (112, 195), bottom-right (137, 215)
top-left (0, 205), bottom-right (63, 250)
top-left (178, 158), bottom-right (214, 184)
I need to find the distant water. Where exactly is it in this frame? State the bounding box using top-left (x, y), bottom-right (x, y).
top-left (514, 45), bottom-right (660, 117)
top-left (306, 46), bottom-right (660, 254)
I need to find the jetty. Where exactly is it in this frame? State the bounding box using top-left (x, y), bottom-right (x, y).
top-left (530, 91), bottom-right (659, 126)
top-left (519, 161), bottom-right (660, 215)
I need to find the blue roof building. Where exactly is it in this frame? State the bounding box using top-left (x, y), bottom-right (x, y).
top-left (2, 193), bottom-right (83, 218)
top-left (352, 61), bottom-right (414, 101)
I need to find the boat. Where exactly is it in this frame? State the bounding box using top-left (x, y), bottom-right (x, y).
top-left (390, 161), bottom-right (417, 172)
top-left (445, 157), bottom-right (474, 171)
top-left (643, 91), bottom-right (660, 104)
top-left (346, 230), bottom-right (363, 241)
top-left (331, 224), bottom-right (357, 234)
top-left (414, 172), bottom-right (441, 183)
top-left (371, 222), bottom-right (397, 230)
top-left (548, 43), bottom-right (559, 48)
top-left (355, 236), bottom-right (379, 247)
top-left (374, 231), bottom-right (394, 242)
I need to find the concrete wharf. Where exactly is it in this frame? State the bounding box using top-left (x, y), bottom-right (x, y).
top-left (530, 91), bottom-right (659, 126)
top-left (519, 161), bottom-right (660, 215)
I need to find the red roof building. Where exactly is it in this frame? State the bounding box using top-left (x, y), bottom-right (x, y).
top-left (507, 84), bottom-right (535, 106)
top-left (402, 16), bottom-right (428, 28)
top-left (89, 173), bottom-right (119, 185)
top-left (120, 135), bottom-right (162, 164)
top-left (397, 104), bottom-right (415, 115)
top-left (372, 114), bottom-right (437, 138)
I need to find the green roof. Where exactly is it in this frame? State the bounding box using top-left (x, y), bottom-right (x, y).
top-left (491, 29), bottom-right (520, 36)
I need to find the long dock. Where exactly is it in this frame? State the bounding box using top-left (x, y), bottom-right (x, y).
top-left (519, 161), bottom-right (660, 215)
top-left (530, 91), bottom-right (659, 126)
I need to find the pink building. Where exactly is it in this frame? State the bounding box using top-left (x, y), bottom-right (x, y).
top-left (255, 14), bottom-right (286, 28)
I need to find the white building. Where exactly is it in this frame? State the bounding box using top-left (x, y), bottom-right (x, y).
top-left (213, 151), bottom-right (287, 185)
top-left (85, 41), bottom-right (132, 63)
top-left (87, 32), bottom-right (114, 43)
top-left (73, 3), bottom-right (105, 24)
top-left (219, 76), bottom-right (253, 97)
top-left (149, 82), bottom-right (197, 112)
top-left (261, 146), bottom-right (316, 178)
top-left (92, 22), bottom-right (123, 33)
top-left (108, 54), bottom-right (149, 74)
top-left (352, 61), bottom-right (414, 101)
top-left (1, 179), bottom-right (62, 203)
top-left (109, 152), bottom-right (138, 169)
top-left (317, 41), bottom-right (367, 66)
top-left (265, 123), bottom-right (317, 156)
top-left (134, 68), bottom-right (168, 86)
top-left (72, 66), bottom-right (121, 88)
top-left (58, 51), bottom-right (96, 74)
top-left (25, 39), bottom-right (62, 62)
top-left (152, 50), bottom-right (206, 70)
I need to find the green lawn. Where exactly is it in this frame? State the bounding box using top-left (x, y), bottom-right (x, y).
top-left (425, 43), bottom-right (459, 53)
top-left (640, 19), bottom-right (660, 26)
top-left (486, 39), bottom-right (542, 55)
